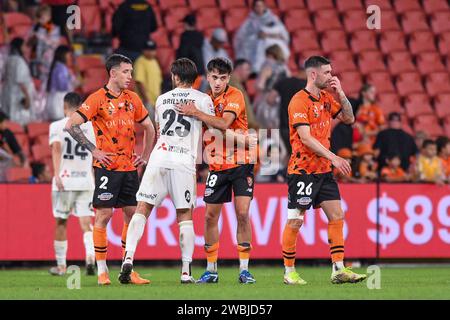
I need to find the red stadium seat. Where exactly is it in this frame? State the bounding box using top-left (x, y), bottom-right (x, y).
top-left (414, 115), bottom-right (444, 138)
top-left (401, 11), bottom-right (430, 35)
top-left (218, 0), bottom-right (246, 10)
top-left (6, 167), bottom-right (32, 183)
top-left (10, 25), bottom-right (31, 38)
top-left (404, 94), bottom-right (434, 119)
top-left (379, 31), bottom-right (407, 54)
top-left (81, 73), bottom-right (109, 95)
top-left (366, 72), bottom-right (396, 93)
top-left (298, 49), bottom-right (325, 67)
top-left (339, 72), bottom-right (363, 97)
top-left (434, 94), bottom-right (450, 119)
top-left (377, 93), bottom-right (404, 116)
top-left (159, 0), bottom-right (186, 11)
top-left (378, 10), bottom-right (402, 32)
top-left (291, 30), bottom-right (320, 54)
top-left (320, 30), bottom-right (349, 54)
top-left (278, 0), bottom-right (305, 11)
top-left (409, 31), bottom-right (438, 55)
top-left (364, 0), bottom-right (392, 10)
top-left (423, 0), bottom-right (449, 14)
top-left (151, 28), bottom-right (171, 48)
top-left (76, 55), bottom-right (104, 73)
top-left (438, 32), bottom-right (450, 57)
top-left (328, 50), bottom-right (357, 73)
top-left (196, 8), bottom-right (223, 30)
top-left (263, 0), bottom-right (278, 9)
top-left (157, 48), bottom-right (176, 76)
top-left (32, 144), bottom-right (52, 162)
top-left (78, 6), bottom-right (102, 35)
top-left (336, 0), bottom-right (363, 12)
top-left (394, 0), bottom-right (422, 13)
top-left (357, 50), bottom-right (386, 75)
top-left (343, 10), bottom-right (368, 33)
top-left (396, 72), bottom-right (425, 97)
top-left (387, 51), bottom-right (417, 76)
top-left (416, 52), bottom-right (446, 75)
top-left (445, 123), bottom-right (450, 137)
top-left (3, 12), bottom-right (32, 28)
top-left (350, 31), bottom-right (378, 53)
top-left (35, 134), bottom-right (49, 146)
top-left (163, 7), bottom-right (190, 31)
top-left (4, 121), bottom-right (25, 134)
top-left (425, 72), bottom-right (450, 97)
top-left (27, 122), bottom-right (49, 140)
top-left (224, 8), bottom-right (249, 33)
top-left (188, 0), bottom-right (216, 10)
top-left (314, 10), bottom-right (342, 33)
top-left (14, 133), bottom-right (30, 157)
top-left (431, 12), bottom-right (450, 35)
top-left (306, 0), bottom-right (334, 12)
top-left (284, 9), bottom-right (313, 32)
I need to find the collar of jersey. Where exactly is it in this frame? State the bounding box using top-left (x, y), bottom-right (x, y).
top-left (103, 85), bottom-right (123, 99)
top-left (302, 88), bottom-right (320, 102)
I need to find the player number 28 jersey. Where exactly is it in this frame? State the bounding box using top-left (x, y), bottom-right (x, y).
top-left (49, 117), bottom-right (96, 191)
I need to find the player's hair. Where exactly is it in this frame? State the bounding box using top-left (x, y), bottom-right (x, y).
top-left (207, 57), bottom-right (233, 75)
top-left (170, 58), bottom-right (198, 85)
top-left (422, 139), bottom-right (436, 149)
top-left (304, 56), bottom-right (331, 69)
top-left (234, 59), bottom-right (250, 69)
top-left (64, 92), bottom-right (82, 109)
top-left (105, 54), bottom-right (132, 76)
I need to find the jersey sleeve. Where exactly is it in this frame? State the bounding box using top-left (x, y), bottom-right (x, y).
top-left (329, 94), bottom-right (342, 119)
top-left (288, 94), bottom-right (310, 127)
top-left (48, 122), bottom-right (61, 146)
top-left (76, 93), bottom-right (99, 122)
top-left (132, 92), bottom-right (149, 123)
top-left (223, 90), bottom-right (245, 119)
top-left (200, 95), bottom-right (215, 116)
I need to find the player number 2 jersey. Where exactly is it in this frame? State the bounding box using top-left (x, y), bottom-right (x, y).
top-left (149, 87), bottom-right (215, 174)
top-left (49, 117), bottom-right (96, 191)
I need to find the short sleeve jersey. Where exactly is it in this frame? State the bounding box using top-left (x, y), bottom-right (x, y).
top-left (207, 85), bottom-right (249, 172)
top-left (76, 86), bottom-right (149, 171)
top-left (288, 89), bottom-right (342, 175)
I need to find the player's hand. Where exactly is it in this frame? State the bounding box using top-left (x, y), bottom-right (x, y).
top-left (92, 148), bottom-right (114, 167)
top-left (55, 176), bottom-right (65, 191)
top-left (176, 101), bottom-right (198, 117)
top-left (329, 76), bottom-right (343, 94)
top-left (331, 155), bottom-right (352, 176)
top-left (133, 154), bottom-right (147, 167)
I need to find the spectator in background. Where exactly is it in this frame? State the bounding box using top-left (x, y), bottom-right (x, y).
top-left (416, 139), bottom-right (445, 184)
top-left (234, 0), bottom-right (289, 74)
top-left (41, 0), bottom-right (75, 39)
top-left (374, 112), bottom-right (417, 172)
top-left (355, 144), bottom-right (377, 182)
top-left (29, 161), bottom-right (52, 183)
top-left (176, 14), bottom-right (205, 76)
top-left (355, 83), bottom-right (385, 145)
top-left (0, 111), bottom-right (26, 181)
top-left (1, 37), bottom-right (36, 125)
top-left (437, 137), bottom-right (450, 181)
top-left (381, 153), bottom-right (409, 182)
top-left (112, 0), bottom-right (158, 62)
top-left (229, 59), bottom-right (260, 130)
top-left (134, 40), bottom-right (162, 124)
top-left (28, 4), bottom-right (61, 82)
top-left (45, 45), bottom-right (78, 121)
top-left (202, 28), bottom-right (230, 70)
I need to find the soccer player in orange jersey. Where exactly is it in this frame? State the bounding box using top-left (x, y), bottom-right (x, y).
top-left (65, 54), bottom-right (155, 285)
top-left (283, 56), bottom-right (367, 285)
top-left (177, 58), bottom-right (257, 284)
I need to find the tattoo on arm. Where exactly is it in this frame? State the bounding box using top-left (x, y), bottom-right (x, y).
top-left (67, 124), bottom-right (96, 152)
top-left (338, 92), bottom-right (355, 124)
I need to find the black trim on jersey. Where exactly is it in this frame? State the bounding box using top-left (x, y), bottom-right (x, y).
top-left (137, 114), bottom-right (149, 123)
top-left (302, 89), bottom-right (320, 102)
top-left (76, 110), bottom-right (88, 123)
top-left (223, 110), bottom-right (237, 119)
top-left (332, 108), bottom-right (343, 119)
top-left (103, 85), bottom-right (122, 99)
top-left (293, 123), bottom-right (310, 128)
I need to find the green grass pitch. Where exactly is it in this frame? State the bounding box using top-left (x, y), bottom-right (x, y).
top-left (0, 266), bottom-right (449, 300)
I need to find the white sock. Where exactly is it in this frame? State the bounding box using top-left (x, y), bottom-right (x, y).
top-left (124, 213), bottom-right (147, 263)
top-left (97, 260), bottom-right (108, 275)
top-left (285, 266), bottom-right (296, 274)
top-left (179, 220), bottom-right (194, 275)
top-left (83, 231), bottom-right (95, 264)
top-left (333, 261), bottom-right (345, 272)
top-left (207, 262), bottom-right (217, 272)
top-left (54, 240), bottom-right (67, 267)
top-left (239, 259), bottom-right (249, 272)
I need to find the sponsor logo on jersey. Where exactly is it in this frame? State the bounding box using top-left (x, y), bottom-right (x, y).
top-left (61, 170), bottom-right (70, 178)
top-left (297, 197), bottom-right (312, 206)
top-left (138, 192), bottom-right (157, 200)
top-left (247, 176), bottom-right (253, 187)
top-left (227, 102), bottom-right (239, 109)
top-left (204, 188), bottom-right (214, 197)
top-left (293, 113), bottom-right (307, 119)
top-left (70, 171), bottom-right (88, 178)
top-left (157, 143), bottom-right (189, 155)
top-left (185, 190), bottom-right (191, 203)
top-left (217, 103), bottom-right (224, 113)
top-left (313, 105), bottom-right (320, 118)
top-left (108, 102), bottom-right (116, 115)
top-left (81, 103), bottom-right (90, 110)
top-left (98, 192), bottom-right (114, 201)
top-left (171, 92), bottom-right (190, 98)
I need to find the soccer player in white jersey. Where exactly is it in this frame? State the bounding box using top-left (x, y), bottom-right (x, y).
top-left (48, 93), bottom-right (97, 276)
top-left (118, 58), bottom-right (216, 284)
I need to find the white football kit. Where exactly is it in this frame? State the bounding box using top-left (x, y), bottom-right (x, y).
top-left (136, 87), bottom-right (215, 209)
top-left (49, 117), bottom-right (96, 219)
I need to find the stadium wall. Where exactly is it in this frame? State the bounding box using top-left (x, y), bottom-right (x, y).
top-left (1, 184), bottom-right (449, 260)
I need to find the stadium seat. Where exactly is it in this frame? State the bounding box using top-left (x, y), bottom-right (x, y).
top-left (218, 0), bottom-right (246, 10)
top-left (78, 0), bottom-right (97, 4)
top-left (291, 30), bottom-right (320, 54)
top-left (188, 0), bottom-right (216, 10)
top-left (3, 12), bottom-right (32, 28)
top-left (35, 134), bottom-right (49, 146)
top-left (10, 25), bottom-right (31, 38)
top-left (6, 167), bottom-right (32, 183)
top-left (336, 0), bottom-right (363, 12)
top-left (364, 0), bottom-right (392, 10)
top-left (158, 0), bottom-right (186, 11)
top-left (151, 28), bottom-right (171, 48)
top-left (377, 93), bottom-right (404, 116)
top-left (379, 31), bottom-right (407, 54)
top-left (14, 133), bottom-right (30, 157)
top-left (298, 49), bottom-right (324, 67)
top-left (404, 94), bottom-right (434, 119)
top-left (338, 72), bottom-right (363, 97)
top-left (423, 0), bottom-right (449, 14)
top-left (431, 12), bottom-right (450, 35)
top-left (438, 32), bottom-right (450, 57)
top-left (78, 6), bottom-right (102, 35)
top-left (394, 0), bottom-right (422, 13)
top-left (157, 48), bottom-right (176, 76)
top-left (4, 121), bottom-right (25, 134)
top-left (357, 50), bottom-right (386, 75)
top-left (224, 8), bottom-right (249, 33)
top-left (284, 9), bottom-right (313, 33)
top-left (262, 0), bottom-right (277, 9)
top-left (306, 0), bottom-right (334, 12)
top-left (327, 50), bottom-right (357, 73)
top-left (81, 73), bottom-right (109, 95)
top-left (76, 55), bottom-right (104, 72)
top-left (350, 31), bottom-right (378, 53)
top-left (163, 7), bottom-right (190, 32)
top-left (425, 72), bottom-right (450, 97)
top-left (396, 72), bottom-right (425, 97)
top-left (401, 11), bottom-right (430, 35)
top-left (196, 8), bottom-right (223, 30)
top-left (414, 115), bottom-right (444, 138)
top-left (320, 30), bottom-right (349, 54)
top-left (278, 0), bottom-right (305, 11)
top-left (409, 31), bottom-right (438, 55)
top-left (343, 10), bottom-right (368, 33)
top-left (152, 7), bottom-right (164, 27)
top-left (27, 123), bottom-right (49, 140)
top-left (378, 10), bottom-right (402, 32)
top-left (434, 94), bottom-right (450, 119)
top-left (32, 144), bottom-right (52, 162)
top-left (445, 123), bottom-right (450, 137)
top-left (366, 72), bottom-right (396, 93)
top-left (416, 52), bottom-right (446, 75)
top-left (387, 51), bottom-right (417, 76)
top-left (314, 10), bottom-right (342, 33)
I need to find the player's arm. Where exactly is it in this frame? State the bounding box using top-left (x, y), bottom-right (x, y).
top-left (296, 125), bottom-right (352, 176)
top-left (134, 117), bottom-right (155, 166)
top-left (176, 101), bottom-right (233, 131)
top-left (65, 112), bottom-right (113, 166)
top-left (329, 76), bottom-right (355, 125)
top-left (51, 141), bottom-right (64, 191)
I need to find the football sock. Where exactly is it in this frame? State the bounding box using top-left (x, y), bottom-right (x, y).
top-left (237, 242), bottom-right (252, 272)
top-left (328, 219), bottom-right (345, 270)
top-left (204, 242), bottom-right (219, 272)
top-left (83, 231), bottom-right (95, 264)
top-left (94, 227), bottom-right (108, 275)
top-left (124, 213), bottom-right (147, 263)
top-left (282, 224), bottom-right (298, 273)
top-left (179, 220), bottom-right (195, 275)
top-left (54, 240), bottom-right (67, 267)
top-left (121, 223), bottom-right (129, 259)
